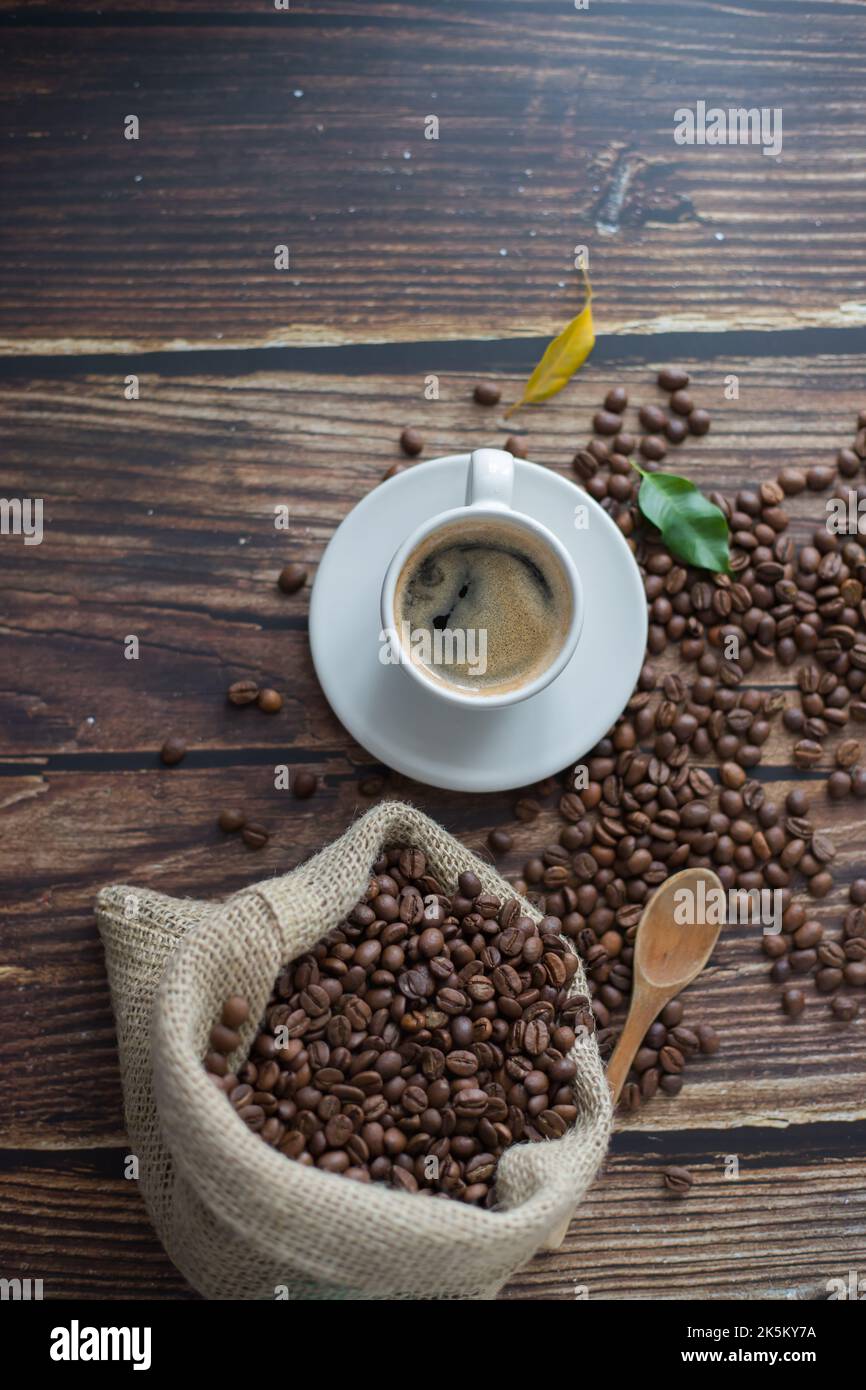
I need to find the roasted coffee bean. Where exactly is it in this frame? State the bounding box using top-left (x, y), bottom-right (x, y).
top-left (218, 808), bottom-right (246, 833)
top-left (604, 386), bottom-right (628, 413)
top-left (257, 688), bottom-right (283, 714)
top-left (400, 427), bottom-right (424, 456)
top-left (222, 996), bottom-right (250, 1029)
top-left (662, 1164), bottom-right (693, 1194)
top-left (640, 404), bottom-right (668, 433)
top-left (594, 409), bottom-right (623, 436)
top-left (669, 390), bottom-right (694, 417)
top-left (573, 449), bottom-right (598, 480)
top-left (293, 771), bottom-right (317, 799)
top-left (473, 382), bottom-right (502, 406)
top-left (277, 562), bottom-right (308, 594)
top-left (659, 1044), bottom-right (684, 1074)
top-left (793, 740), bottom-right (823, 767)
top-left (488, 827), bottom-right (513, 855)
top-left (837, 738), bottom-right (862, 768)
top-left (782, 987), bottom-right (806, 1017)
top-left (160, 736), bottom-right (186, 766)
top-left (228, 679), bottom-right (259, 706)
top-left (241, 822), bottom-right (269, 850)
top-left (807, 465), bottom-right (834, 490)
top-left (658, 367), bottom-right (690, 392)
top-left (640, 435), bottom-right (668, 462)
top-left (778, 467), bottom-right (807, 496)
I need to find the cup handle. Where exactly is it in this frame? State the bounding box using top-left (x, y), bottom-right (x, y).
top-left (466, 448), bottom-right (514, 510)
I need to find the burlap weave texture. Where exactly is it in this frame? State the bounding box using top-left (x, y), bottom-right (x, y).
top-left (96, 801), bottom-right (612, 1300)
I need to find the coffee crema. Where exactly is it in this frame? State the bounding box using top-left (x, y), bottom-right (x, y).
top-left (393, 517), bottom-right (573, 696)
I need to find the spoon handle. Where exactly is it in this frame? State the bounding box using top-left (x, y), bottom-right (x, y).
top-left (606, 986), bottom-right (669, 1104)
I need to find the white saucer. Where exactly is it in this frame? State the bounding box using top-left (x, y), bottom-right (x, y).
top-left (309, 454), bottom-right (647, 793)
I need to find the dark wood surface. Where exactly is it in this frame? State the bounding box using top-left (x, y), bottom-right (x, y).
top-left (1, 0), bottom-right (865, 1301)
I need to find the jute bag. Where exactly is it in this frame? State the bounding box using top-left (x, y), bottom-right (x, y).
top-left (96, 801), bottom-right (612, 1300)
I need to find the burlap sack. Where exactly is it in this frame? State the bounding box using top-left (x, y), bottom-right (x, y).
top-left (96, 800), bottom-right (612, 1300)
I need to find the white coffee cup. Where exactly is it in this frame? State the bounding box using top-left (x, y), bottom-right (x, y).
top-left (380, 449), bottom-right (584, 709)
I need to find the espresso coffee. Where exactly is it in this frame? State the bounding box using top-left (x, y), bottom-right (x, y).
top-left (393, 518), bottom-right (573, 696)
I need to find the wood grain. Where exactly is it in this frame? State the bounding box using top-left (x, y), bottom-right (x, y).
top-left (1, 1), bottom-right (865, 352)
top-left (1, 1135), bottom-right (863, 1300)
top-left (1, 0), bottom-right (865, 1303)
top-left (1, 353), bottom-right (864, 753)
top-left (2, 767), bottom-right (865, 1150)
top-left (2, 353), bottom-right (866, 1157)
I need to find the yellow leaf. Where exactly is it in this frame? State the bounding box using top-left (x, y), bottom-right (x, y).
top-left (507, 276), bottom-right (595, 414)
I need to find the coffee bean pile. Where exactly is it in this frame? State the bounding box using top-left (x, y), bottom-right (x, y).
top-left (204, 848), bottom-right (588, 1204)
top-left (477, 373), bottom-right (866, 1107)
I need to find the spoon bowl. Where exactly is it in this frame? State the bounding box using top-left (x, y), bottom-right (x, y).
top-left (633, 867), bottom-right (724, 991)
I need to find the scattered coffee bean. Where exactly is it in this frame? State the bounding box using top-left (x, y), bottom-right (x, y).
top-left (160, 736), bottom-right (186, 766)
top-left (473, 382), bottom-right (502, 406)
top-left (228, 680), bottom-right (259, 706)
top-left (639, 404), bottom-right (668, 433)
top-left (662, 1164), bottom-right (694, 1194)
top-left (658, 368), bottom-right (690, 392)
top-left (782, 987), bottom-right (806, 1017)
top-left (277, 563), bottom-right (307, 594)
top-left (831, 996), bottom-right (859, 1021)
top-left (665, 416), bottom-right (688, 445)
top-left (669, 390), bottom-right (694, 417)
top-left (241, 823), bottom-right (269, 850)
top-left (293, 771), bottom-right (317, 800)
top-left (218, 808), bottom-right (246, 833)
top-left (257, 688), bottom-right (283, 714)
top-left (640, 435), bottom-right (668, 462)
top-left (399, 428), bottom-right (424, 457)
top-left (505, 436), bottom-right (527, 459)
top-left (806, 465), bottom-right (834, 491)
top-left (488, 828), bottom-right (513, 855)
top-left (594, 410), bottom-right (623, 436)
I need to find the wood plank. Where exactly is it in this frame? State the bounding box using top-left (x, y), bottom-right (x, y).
top-left (1, 354), bottom-right (864, 754)
top-left (1, 2), bottom-right (865, 352)
top-left (2, 352), bottom-right (866, 1147)
top-left (1, 768), bottom-right (864, 1147)
top-left (508, 1131), bottom-right (866, 1300)
top-left (1, 1136), bottom-right (862, 1300)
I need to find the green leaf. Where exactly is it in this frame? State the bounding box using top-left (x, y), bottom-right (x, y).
top-left (635, 469), bottom-right (731, 573)
top-left (507, 275), bottom-right (595, 413)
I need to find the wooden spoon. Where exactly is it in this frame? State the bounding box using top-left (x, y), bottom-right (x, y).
top-left (542, 866), bottom-right (723, 1251)
top-left (606, 865), bottom-right (724, 1105)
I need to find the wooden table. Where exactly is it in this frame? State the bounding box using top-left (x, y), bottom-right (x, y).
top-left (1, 0), bottom-right (864, 1301)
